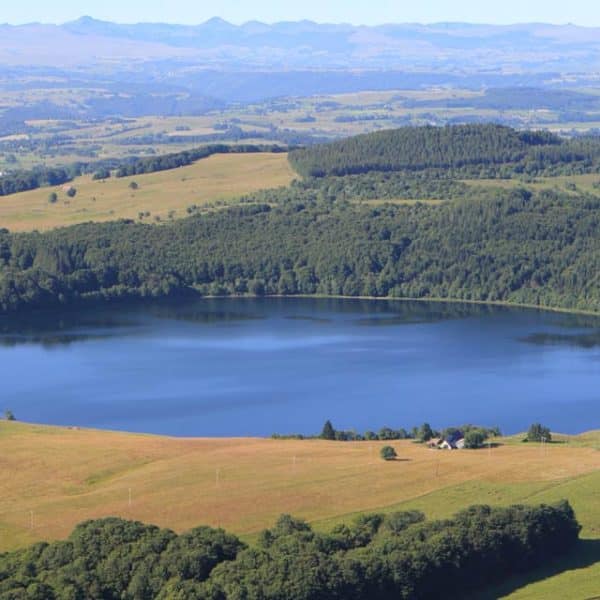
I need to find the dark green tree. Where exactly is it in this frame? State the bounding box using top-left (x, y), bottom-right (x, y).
top-left (527, 423), bottom-right (552, 442)
top-left (418, 423), bottom-right (435, 442)
top-left (320, 420), bottom-right (336, 440)
top-left (464, 430), bottom-right (486, 449)
top-left (380, 446), bottom-right (397, 461)
top-left (92, 168), bottom-right (111, 181)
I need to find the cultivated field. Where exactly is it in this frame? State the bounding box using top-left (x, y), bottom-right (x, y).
top-left (0, 152), bottom-right (296, 232)
top-left (0, 421), bottom-right (598, 598)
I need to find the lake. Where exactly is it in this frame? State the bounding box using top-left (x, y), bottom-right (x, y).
top-left (1, 297), bottom-right (599, 436)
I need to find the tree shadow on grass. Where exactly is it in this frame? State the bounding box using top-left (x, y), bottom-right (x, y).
top-left (469, 539), bottom-right (600, 599)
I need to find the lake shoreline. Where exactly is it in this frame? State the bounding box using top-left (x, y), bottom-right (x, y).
top-left (1, 289), bottom-right (599, 320)
top-left (260, 293), bottom-right (600, 318)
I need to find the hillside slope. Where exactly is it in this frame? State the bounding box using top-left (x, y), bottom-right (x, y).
top-left (0, 422), bottom-right (598, 597)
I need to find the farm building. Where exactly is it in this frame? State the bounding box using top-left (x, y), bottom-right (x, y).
top-left (432, 431), bottom-right (465, 450)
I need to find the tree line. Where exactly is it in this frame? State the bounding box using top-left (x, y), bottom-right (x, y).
top-left (0, 167), bottom-right (74, 197)
top-left (0, 144), bottom-right (287, 197)
top-left (0, 501), bottom-right (581, 599)
top-left (272, 420), bottom-right (501, 446)
top-left (113, 144), bottom-right (287, 178)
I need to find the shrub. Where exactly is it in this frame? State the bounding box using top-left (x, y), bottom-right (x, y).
top-left (380, 445), bottom-right (397, 460)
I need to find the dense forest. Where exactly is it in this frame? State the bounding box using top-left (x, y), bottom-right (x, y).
top-left (0, 187), bottom-right (598, 314)
top-left (0, 501), bottom-right (580, 599)
top-left (0, 124), bottom-right (599, 315)
top-left (288, 124), bottom-right (600, 177)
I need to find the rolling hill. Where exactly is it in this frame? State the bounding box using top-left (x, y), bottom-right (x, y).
top-left (0, 421), bottom-right (598, 597)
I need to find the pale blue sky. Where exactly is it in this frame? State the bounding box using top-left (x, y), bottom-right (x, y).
top-left (3, 0), bottom-right (600, 26)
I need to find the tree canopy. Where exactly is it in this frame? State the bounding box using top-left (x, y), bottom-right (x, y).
top-left (0, 502), bottom-right (580, 599)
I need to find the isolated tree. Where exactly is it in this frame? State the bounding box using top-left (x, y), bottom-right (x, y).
top-left (129, 181), bottom-right (139, 190)
top-left (66, 187), bottom-right (77, 198)
top-left (418, 422), bottom-right (434, 442)
top-left (527, 423), bottom-right (552, 442)
top-left (464, 430), bottom-right (486, 449)
top-left (320, 420), bottom-right (336, 440)
top-left (4, 409), bottom-right (15, 421)
top-left (380, 446), bottom-right (397, 461)
top-left (48, 192), bottom-right (58, 204)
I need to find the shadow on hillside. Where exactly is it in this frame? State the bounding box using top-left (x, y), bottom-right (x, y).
top-left (469, 539), bottom-right (600, 599)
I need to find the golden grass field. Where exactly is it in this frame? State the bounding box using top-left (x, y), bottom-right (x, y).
top-left (0, 421), bottom-right (598, 598)
top-left (0, 153), bottom-right (296, 232)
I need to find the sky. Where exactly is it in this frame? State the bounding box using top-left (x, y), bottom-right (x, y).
top-left (2, 0), bottom-right (600, 27)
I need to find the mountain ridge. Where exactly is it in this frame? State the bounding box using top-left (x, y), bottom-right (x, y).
top-left (2, 17), bottom-right (600, 71)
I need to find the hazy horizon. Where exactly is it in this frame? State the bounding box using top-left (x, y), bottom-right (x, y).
top-left (2, 0), bottom-right (600, 27)
top-left (3, 15), bottom-right (600, 28)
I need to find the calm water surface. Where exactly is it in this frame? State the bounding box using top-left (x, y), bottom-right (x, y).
top-left (1, 298), bottom-right (598, 436)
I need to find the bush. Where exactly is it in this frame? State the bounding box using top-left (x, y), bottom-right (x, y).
top-left (65, 187), bottom-right (77, 198)
top-left (380, 445), bottom-right (397, 460)
top-left (47, 192), bottom-right (58, 204)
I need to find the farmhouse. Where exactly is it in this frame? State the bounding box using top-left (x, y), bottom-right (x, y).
top-left (432, 430), bottom-right (465, 450)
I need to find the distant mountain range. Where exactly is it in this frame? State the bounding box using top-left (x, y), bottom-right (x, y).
top-left (2, 16), bottom-right (600, 73)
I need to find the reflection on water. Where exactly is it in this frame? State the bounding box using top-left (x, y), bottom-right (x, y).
top-left (1, 297), bottom-right (598, 436)
top-left (0, 297), bottom-right (534, 347)
top-left (520, 331), bottom-right (600, 349)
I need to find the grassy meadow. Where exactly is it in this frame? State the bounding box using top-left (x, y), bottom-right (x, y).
top-left (0, 152), bottom-right (296, 232)
top-left (464, 173), bottom-right (600, 196)
top-left (0, 421), bottom-right (598, 598)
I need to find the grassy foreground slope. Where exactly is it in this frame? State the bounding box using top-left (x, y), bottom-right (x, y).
top-left (0, 422), bottom-right (598, 597)
top-left (0, 153), bottom-right (295, 232)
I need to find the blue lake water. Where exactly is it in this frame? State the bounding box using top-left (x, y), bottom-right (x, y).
top-left (1, 297), bottom-right (599, 436)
